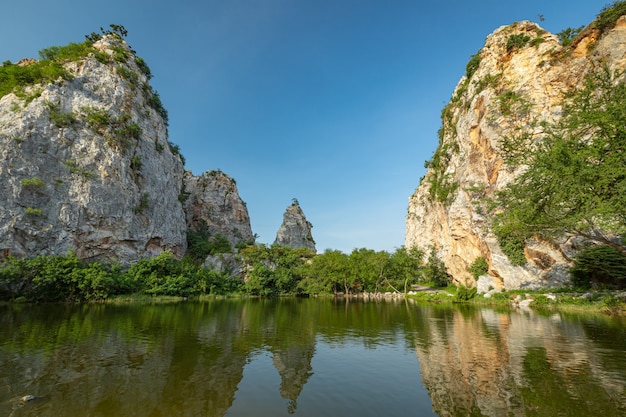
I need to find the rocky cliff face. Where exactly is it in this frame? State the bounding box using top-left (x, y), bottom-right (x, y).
top-left (406, 15), bottom-right (626, 288)
top-left (0, 35), bottom-right (187, 263)
top-left (274, 202), bottom-right (316, 252)
top-left (183, 170), bottom-right (254, 249)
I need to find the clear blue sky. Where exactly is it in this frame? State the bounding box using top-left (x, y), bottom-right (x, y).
top-left (1, 0), bottom-right (605, 253)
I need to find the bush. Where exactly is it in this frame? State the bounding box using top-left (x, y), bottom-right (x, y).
top-left (0, 253), bottom-right (119, 302)
top-left (570, 245), bottom-right (626, 289)
top-left (0, 251), bottom-right (239, 301)
top-left (135, 57), bottom-right (152, 80)
top-left (126, 252), bottom-right (201, 297)
top-left (465, 50), bottom-right (482, 79)
top-left (20, 177), bottom-right (45, 188)
top-left (0, 60), bottom-right (70, 100)
top-left (39, 42), bottom-right (93, 62)
top-left (468, 257), bottom-right (489, 280)
top-left (506, 34), bottom-right (531, 52)
top-left (595, 1), bottom-right (626, 34)
top-left (556, 26), bottom-right (585, 47)
top-left (455, 285), bottom-right (477, 302)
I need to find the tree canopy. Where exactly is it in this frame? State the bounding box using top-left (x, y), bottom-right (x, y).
top-left (495, 65), bottom-right (626, 262)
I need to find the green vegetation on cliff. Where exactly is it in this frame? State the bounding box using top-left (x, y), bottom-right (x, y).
top-left (0, 24), bottom-right (169, 126)
top-left (495, 64), bottom-right (626, 286)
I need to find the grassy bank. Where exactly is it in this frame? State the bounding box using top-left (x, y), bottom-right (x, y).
top-left (407, 285), bottom-right (626, 316)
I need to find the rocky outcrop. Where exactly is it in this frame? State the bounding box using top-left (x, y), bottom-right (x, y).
top-left (183, 170), bottom-right (254, 249)
top-left (0, 35), bottom-right (187, 263)
top-left (406, 15), bottom-right (626, 288)
top-left (274, 201), bottom-right (316, 252)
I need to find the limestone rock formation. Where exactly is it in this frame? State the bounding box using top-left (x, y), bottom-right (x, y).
top-left (406, 15), bottom-right (626, 288)
top-left (274, 201), bottom-right (316, 252)
top-left (0, 34), bottom-right (187, 263)
top-left (183, 170), bottom-right (254, 249)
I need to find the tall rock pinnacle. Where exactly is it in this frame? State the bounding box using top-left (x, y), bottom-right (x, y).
top-left (274, 200), bottom-right (316, 252)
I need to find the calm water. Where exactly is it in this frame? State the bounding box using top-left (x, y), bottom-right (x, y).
top-left (1, 298), bottom-right (625, 417)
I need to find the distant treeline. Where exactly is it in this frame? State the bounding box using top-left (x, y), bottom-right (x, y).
top-left (0, 245), bottom-right (448, 303)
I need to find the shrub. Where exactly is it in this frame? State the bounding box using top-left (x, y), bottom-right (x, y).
top-left (116, 66), bottom-right (139, 87)
top-left (135, 57), bottom-right (152, 80)
top-left (595, 1), bottom-right (626, 34)
top-left (146, 88), bottom-right (169, 125)
top-left (82, 107), bottom-right (111, 130)
top-left (24, 207), bottom-right (44, 216)
top-left (455, 285), bottom-right (477, 302)
top-left (45, 101), bottom-right (77, 128)
top-left (556, 26), bottom-right (584, 47)
top-left (506, 34), bottom-right (531, 52)
top-left (126, 252), bottom-right (206, 297)
top-left (64, 160), bottom-right (97, 179)
top-left (468, 257), bottom-right (489, 280)
top-left (493, 225), bottom-right (527, 266)
top-left (570, 245), bottom-right (626, 289)
top-left (168, 141), bottom-right (185, 165)
top-left (20, 177), bottom-right (45, 188)
top-left (496, 90), bottom-right (531, 116)
top-left (465, 50), bottom-right (482, 79)
top-left (130, 155), bottom-right (142, 171)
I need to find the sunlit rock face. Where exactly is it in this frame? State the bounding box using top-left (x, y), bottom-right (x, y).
top-left (274, 202), bottom-right (316, 252)
top-left (0, 35), bottom-right (186, 263)
top-left (406, 16), bottom-right (626, 288)
top-left (183, 170), bottom-right (254, 249)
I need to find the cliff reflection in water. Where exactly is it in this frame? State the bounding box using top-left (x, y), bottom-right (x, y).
top-left (1, 299), bottom-right (625, 417)
top-left (0, 299), bottom-right (319, 417)
top-left (413, 305), bottom-right (626, 416)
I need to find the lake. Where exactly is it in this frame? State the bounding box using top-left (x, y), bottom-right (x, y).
top-left (1, 298), bottom-right (625, 416)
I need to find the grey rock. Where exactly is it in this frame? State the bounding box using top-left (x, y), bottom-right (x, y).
top-left (274, 202), bottom-right (316, 252)
top-left (183, 170), bottom-right (254, 250)
top-left (0, 35), bottom-right (187, 263)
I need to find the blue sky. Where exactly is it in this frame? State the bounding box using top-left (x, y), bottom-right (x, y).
top-left (1, 1), bottom-right (605, 253)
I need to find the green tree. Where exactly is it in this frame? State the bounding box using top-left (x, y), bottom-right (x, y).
top-left (348, 248), bottom-right (387, 293)
top-left (570, 245), bottom-right (626, 289)
top-left (385, 246), bottom-right (424, 292)
top-left (422, 247), bottom-right (449, 286)
top-left (299, 249), bottom-right (350, 295)
top-left (239, 244), bottom-right (314, 296)
top-left (495, 66), bottom-right (626, 259)
top-left (556, 26), bottom-right (584, 47)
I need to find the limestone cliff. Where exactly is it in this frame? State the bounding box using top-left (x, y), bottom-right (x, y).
top-left (274, 201), bottom-right (316, 252)
top-left (0, 34), bottom-right (188, 263)
top-left (406, 14), bottom-right (626, 288)
top-left (183, 169), bottom-right (254, 249)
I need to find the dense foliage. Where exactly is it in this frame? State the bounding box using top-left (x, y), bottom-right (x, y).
top-left (0, 252), bottom-right (236, 302)
top-left (570, 245), bottom-right (626, 289)
top-left (495, 65), bottom-right (626, 265)
top-left (0, 244), bottom-right (446, 302)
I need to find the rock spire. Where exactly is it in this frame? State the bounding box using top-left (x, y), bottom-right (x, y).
top-left (274, 200), bottom-right (316, 252)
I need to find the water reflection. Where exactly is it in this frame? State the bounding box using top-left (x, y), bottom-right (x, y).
top-left (413, 305), bottom-right (626, 416)
top-left (0, 299), bottom-right (625, 416)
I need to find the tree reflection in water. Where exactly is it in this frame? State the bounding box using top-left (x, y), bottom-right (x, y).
top-left (0, 299), bottom-right (625, 417)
